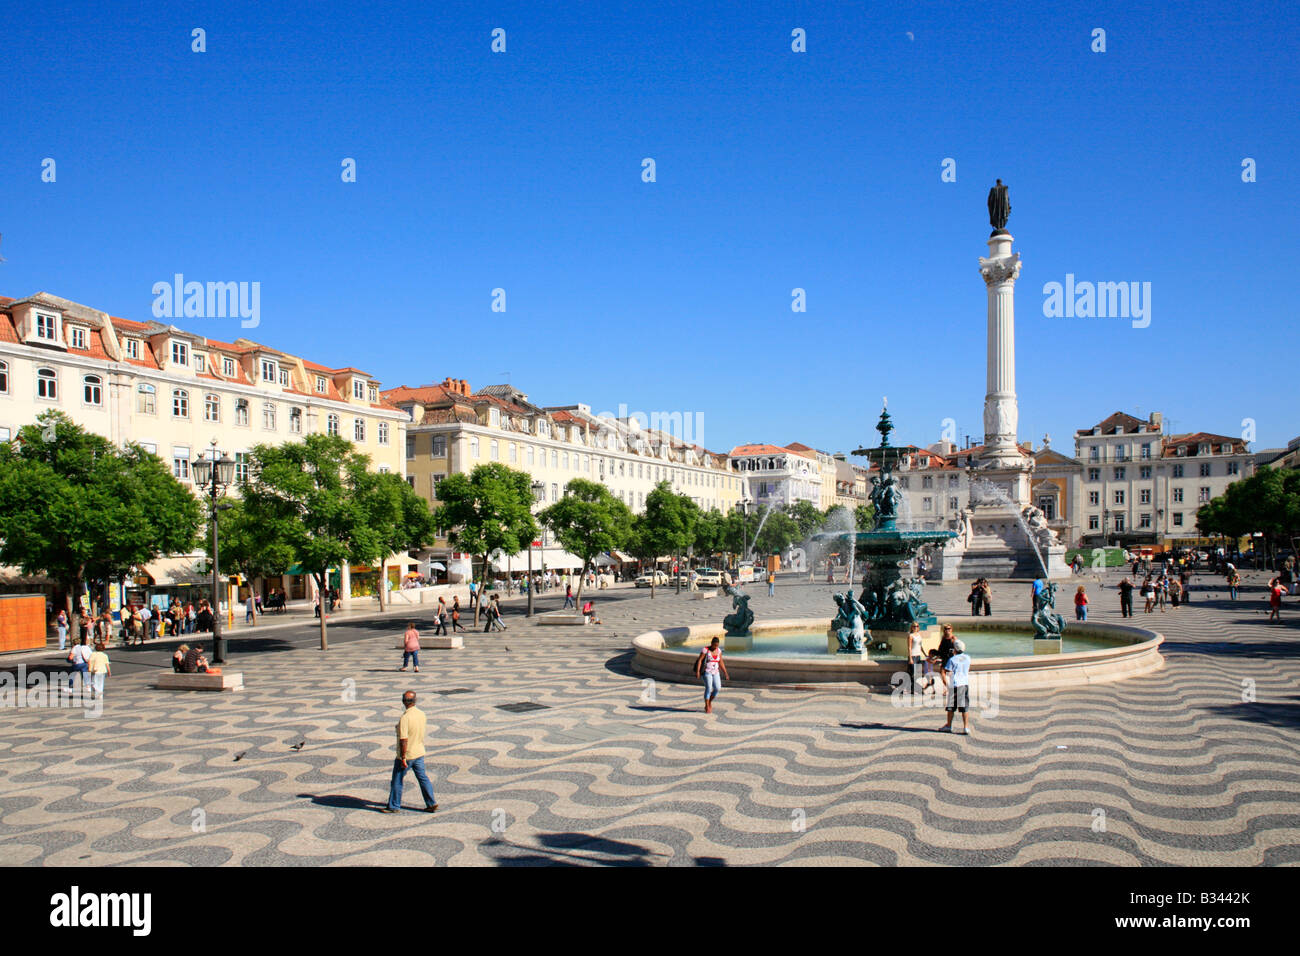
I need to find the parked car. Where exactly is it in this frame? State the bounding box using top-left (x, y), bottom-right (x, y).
top-left (695, 567), bottom-right (724, 587)
top-left (635, 570), bottom-right (670, 588)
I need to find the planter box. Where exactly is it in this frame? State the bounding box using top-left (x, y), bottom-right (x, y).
top-left (154, 672), bottom-right (244, 692)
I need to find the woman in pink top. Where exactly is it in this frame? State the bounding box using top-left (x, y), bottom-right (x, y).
top-left (400, 622), bottom-right (421, 672)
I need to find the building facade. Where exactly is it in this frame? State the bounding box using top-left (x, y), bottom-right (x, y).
top-left (0, 292), bottom-right (407, 603)
top-left (1074, 411), bottom-right (1255, 547)
top-left (729, 444), bottom-right (822, 511)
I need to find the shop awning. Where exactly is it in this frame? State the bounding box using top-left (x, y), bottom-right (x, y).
top-left (490, 548), bottom-right (586, 571)
top-left (144, 556), bottom-right (208, 586)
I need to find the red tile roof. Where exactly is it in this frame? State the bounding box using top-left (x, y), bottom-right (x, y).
top-left (730, 444), bottom-right (790, 456)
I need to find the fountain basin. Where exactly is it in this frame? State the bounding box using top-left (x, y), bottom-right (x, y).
top-left (630, 616), bottom-right (1163, 691)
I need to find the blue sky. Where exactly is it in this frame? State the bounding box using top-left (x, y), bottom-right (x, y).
top-left (3, 0), bottom-right (1297, 456)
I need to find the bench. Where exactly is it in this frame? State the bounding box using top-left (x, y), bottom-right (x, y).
top-left (154, 672), bottom-right (244, 692)
top-left (393, 636), bottom-right (464, 649)
top-left (537, 613), bottom-right (590, 626)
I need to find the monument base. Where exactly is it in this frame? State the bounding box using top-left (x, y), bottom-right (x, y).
top-left (725, 633), bottom-right (753, 652)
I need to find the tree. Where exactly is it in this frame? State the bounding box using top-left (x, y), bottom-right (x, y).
top-left (359, 471), bottom-right (439, 612)
top-left (854, 503), bottom-right (876, 531)
top-left (641, 481), bottom-right (697, 592)
top-left (237, 433), bottom-right (393, 650)
top-left (754, 508), bottom-right (800, 558)
top-left (693, 508), bottom-right (727, 564)
top-left (432, 463), bottom-right (538, 624)
top-left (0, 412), bottom-right (200, 641)
top-left (539, 478), bottom-right (633, 612)
top-left (626, 516), bottom-right (661, 597)
top-left (788, 500), bottom-right (825, 540)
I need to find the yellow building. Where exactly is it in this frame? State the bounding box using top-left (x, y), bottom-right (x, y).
top-left (0, 292), bottom-right (407, 606)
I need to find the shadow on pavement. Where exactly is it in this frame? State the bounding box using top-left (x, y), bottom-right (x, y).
top-left (299, 793), bottom-right (388, 812)
top-left (485, 832), bottom-right (658, 867)
top-left (1199, 697), bottom-right (1300, 731)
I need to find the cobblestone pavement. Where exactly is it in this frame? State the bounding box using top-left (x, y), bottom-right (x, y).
top-left (1, 570), bottom-right (1297, 866)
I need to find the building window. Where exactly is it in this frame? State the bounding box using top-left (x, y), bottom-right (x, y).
top-left (554, 450), bottom-right (560, 469)
top-left (899, 476), bottom-right (909, 489)
top-left (509, 442), bottom-right (517, 462)
top-left (1037, 496), bottom-right (1056, 520)
top-left (1227, 461), bottom-right (1239, 475)
top-left (172, 342), bottom-right (189, 366)
top-left (432, 435), bottom-right (446, 457)
top-left (172, 389), bottom-right (189, 418)
top-left (378, 421), bottom-right (389, 445)
top-left (949, 497), bottom-right (959, 510)
top-left (1088, 515), bottom-right (1099, 530)
top-left (82, 375), bottom-right (102, 405)
top-left (552, 483), bottom-right (558, 501)
top-left (406, 436), bottom-right (416, 458)
top-left (1114, 514), bottom-right (1126, 532)
top-left (232, 452), bottom-right (249, 484)
top-left (1198, 443), bottom-right (1210, 456)
top-left (1141, 443), bottom-right (1151, 459)
top-left (0, 360), bottom-right (7, 393)
top-left (526, 445), bottom-right (534, 466)
top-left (70, 327), bottom-right (87, 350)
top-left (1087, 468), bottom-right (1100, 481)
top-left (1173, 512), bottom-right (1184, 527)
top-left (137, 384), bottom-right (156, 414)
top-left (36, 313), bottom-right (59, 340)
top-left (1088, 446), bottom-right (1099, 462)
top-left (1172, 487), bottom-right (1184, 503)
top-left (1140, 466), bottom-right (1152, 479)
top-left (194, 352), bottom-right (207, 373)
top-left (353, 380), bottom-right (365, 400)
top-left (316, 376), bottom-right (328, 394)
top-left (1139, 488), bottom-right (1151, 504)
top-left (37, 367), bottom-right (58, 399)
top-left (261, 360), bottom-right (276, 382)
top-left (290, 408), bottom-right (302, 434)
top-left (490, 440), bottom-right (499, 460)
top-left (263, 402), bottom-right (277, 430)
top-left (125, 338), bottom-right (140, 359)
top-left (327, 413), bottom-right (339, 436)
top-left (222, 356), bottom-right (236, 377)
top-left (235, 400), bottom-right (250, 427)
top-left (1198, 486), bottom-right (1211, 503)
top-left (368, 386), bottom-right (378, 404)
top-left (1113, 467), bottom-right (1126, 480)
top-left (1199, 462), bottom-right (1212, 477)
top-left (1172, 464), bottom-right (1184, 478)
top-left (173, 446), bottom-right (191, 481)
top-left (922, 475), bottom-right (933, 489)
top-left (922, 496), bottom-right (933, 512)
top-left (432, 474), bottom-right (445, 498)
top-left (1113, 490), bottom-right (1125, 505)
top-left (470, 437), bottom-right (479, 458)
top-left (1140, 513), bottom-right (1151, 528)
top-left (1088, 491), bottom-right (1100, 506)
top-left (204, 393), bottom-right (220, 422)
top-left (353, 418), bottom-right (365, 442)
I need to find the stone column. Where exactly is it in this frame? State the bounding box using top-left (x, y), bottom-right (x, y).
top-left (340, 561), bottom-right (352, 611)
top-left (979, 232), bottom-right (1023, 468)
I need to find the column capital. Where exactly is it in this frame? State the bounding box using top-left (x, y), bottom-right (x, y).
top-left (979, 252), bottom-right (1022, 285)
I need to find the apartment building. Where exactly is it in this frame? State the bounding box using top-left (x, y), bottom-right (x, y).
top-left (1074, 411), bottom-right (1254, 547)
top-left (0, 292), bottom-right (407, 602)
top-left (729, 444), bottom-right (822, 510)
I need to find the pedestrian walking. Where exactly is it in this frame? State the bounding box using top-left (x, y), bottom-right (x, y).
top-left (66, 636), bottom-right (92, 693)
top-left (383, 691), bottom-right (438, 813)
top-left (56, 608), bottom-right (69, 650)
top-left (87, 641), bottom-right (111, 699)
top-left (1228, 569), bottom-right (1240, 601)
top-left (139, 603), bottom-right (153, 641)
top-left (767, 571), bottom-right (776, 597)
top-left (245, 593), bottom-right (256, 626)
top-left (1074, 585), bottom-right (1088, 621)
top-left (563, 583), bottom-right (574, 609)
top-left (1118, 577), bottom-right (1134, 618)
top-left (967, 581), bottom-right (982, 616)
top-left (400, 622), bottom-right (421, 672)
top-left (1269, 578), bottom-right (1285, 622)
top-left (1141, 577), bottom-right (1155, 613)
top-left (451, 597), bottom-right (466, 632)
top-left (694, 637), bottom-right (728, 714)
top-left (940, 639), bottom-right (973, 735)
top-left (468, 580), bottom-right (478, 610)
top-left (433, 598), bottom-right (448, 636)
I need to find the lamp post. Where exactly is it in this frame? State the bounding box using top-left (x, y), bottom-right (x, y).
top-left (191, 440), bottom-right (237, 664)
top-left (528, 481), bottom-right (544, 616)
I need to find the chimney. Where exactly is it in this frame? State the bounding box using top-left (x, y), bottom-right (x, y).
top-left (1150, 411), bottom-right (1162, 431)
top-left (459, 379), bottom-right (469, 395)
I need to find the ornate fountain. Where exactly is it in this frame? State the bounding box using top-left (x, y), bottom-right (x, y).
top-left (814, 404), bottom-right (958, 657)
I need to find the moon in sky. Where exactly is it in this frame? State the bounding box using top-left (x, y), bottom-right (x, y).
top-left (906, 32), bottom-right (914, 41)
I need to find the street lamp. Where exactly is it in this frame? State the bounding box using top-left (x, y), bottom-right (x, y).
top-left (191, 439), bottom-right (237, 663)
top-left (529, 481), bottom-right (544, 617)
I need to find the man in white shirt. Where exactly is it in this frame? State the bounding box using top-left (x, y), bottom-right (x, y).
top-left (66, 637), bottom-right (93, 692)
top-left (139, 604), bottom-right (153, 641)
top-left (941, 640), bottom-right (973, 736)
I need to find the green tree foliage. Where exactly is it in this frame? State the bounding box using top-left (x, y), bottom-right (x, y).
top-left (236, 433), bottom-right (395, 649)
top-left (0, 412), bottom-right (200, 638)
top-left (788, 500), bottom-right (825, 539)
top-left (641, 481), bottom-right (698, 589)
top-left (1198, 467), bottom-right (1300, 558)
top-left (432, 463), bottom-right (538, 623)
top-left (854, 503), bottom-right (876, 531)
top-left (539, 478), bottom-right (633, 610)
top-left (692, 508), bottom-right (727, 560)
top-left (360, 471), bottom-right (439, 612)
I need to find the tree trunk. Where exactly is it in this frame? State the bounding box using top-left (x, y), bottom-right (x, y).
top-left (473, 555), bottom-right (487, 625)
top-left (315, 571), bottom-right (329, 651)
top-left (573, 558), bottom-right (589, 615)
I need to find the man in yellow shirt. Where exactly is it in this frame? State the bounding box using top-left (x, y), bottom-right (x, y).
top-left (383, 691), bottom-right (438, 813)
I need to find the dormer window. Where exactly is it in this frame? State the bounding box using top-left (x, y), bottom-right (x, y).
top-left (261, 360), bottom-right (277, 382)
top-left (35, 313), bottom-right (59, 341)
top-left (279, 368), bottom-right (289, 387)
top-left (1198, 443), bottom-right (1210, 455)
top-left (70, 327), bottom-right (88, 350)
top-left (222, 356), bottom-right (236, 377)
top-left (1220, 443), bottom-right (1232, 454)
top-left (353, 380), bottom-right (365, 400)
top-left (367, 385), bottom-right (378, 403)
top-left (125, 338), bottom-right (140, 359)
top-left (171, 341), bottom-right (189, 366)
top-left (489, 408), bottom-right (500, 427)
top-left (316, 376), bottom-right (328, 394)
top-left (1176, 446), bottom-right (1186, 456)
top-left (193, 352), bottom-right (207, 373)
